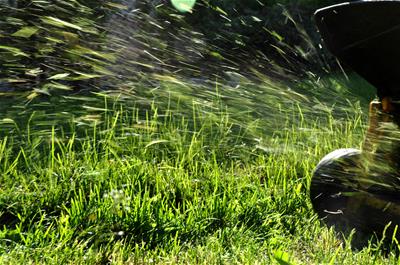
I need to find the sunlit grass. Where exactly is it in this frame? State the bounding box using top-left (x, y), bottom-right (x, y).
top-left (2, 77), bottom-right (396, 264)
top-left (1, 0), bottom-right (396, 263)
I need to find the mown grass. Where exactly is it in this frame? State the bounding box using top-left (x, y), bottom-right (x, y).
top-left (1, 78), bottom-right (399, 264)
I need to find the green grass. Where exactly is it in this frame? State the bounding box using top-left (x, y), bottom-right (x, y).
top-left (0, 78), bottom-right (399, 264)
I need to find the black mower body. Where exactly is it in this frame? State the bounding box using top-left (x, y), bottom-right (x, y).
top-left (311, 1), bottom-right (400, 246)
top-left (315, 0), bottom-right (400, 100)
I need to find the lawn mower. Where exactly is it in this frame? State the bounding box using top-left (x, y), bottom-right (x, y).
top-left (310, 0), bottom-right (400, 244)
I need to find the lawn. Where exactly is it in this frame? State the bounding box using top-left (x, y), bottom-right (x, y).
top-left (2, 0), bottom-right (399, 263)
top-left (1, 75), bottom-right (399, 264)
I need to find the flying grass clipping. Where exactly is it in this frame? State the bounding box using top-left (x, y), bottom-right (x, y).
top-left (171, 0), bottom-right (196, 13)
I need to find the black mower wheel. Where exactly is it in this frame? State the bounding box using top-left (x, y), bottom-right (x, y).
top-left (311, 148), bottom-right (400, 248)
top-left (310, 148), bottom-right (362, 232)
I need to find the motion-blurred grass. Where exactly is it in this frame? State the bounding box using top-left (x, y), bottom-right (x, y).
top-left (2, 0), bottom-right (399, 264)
